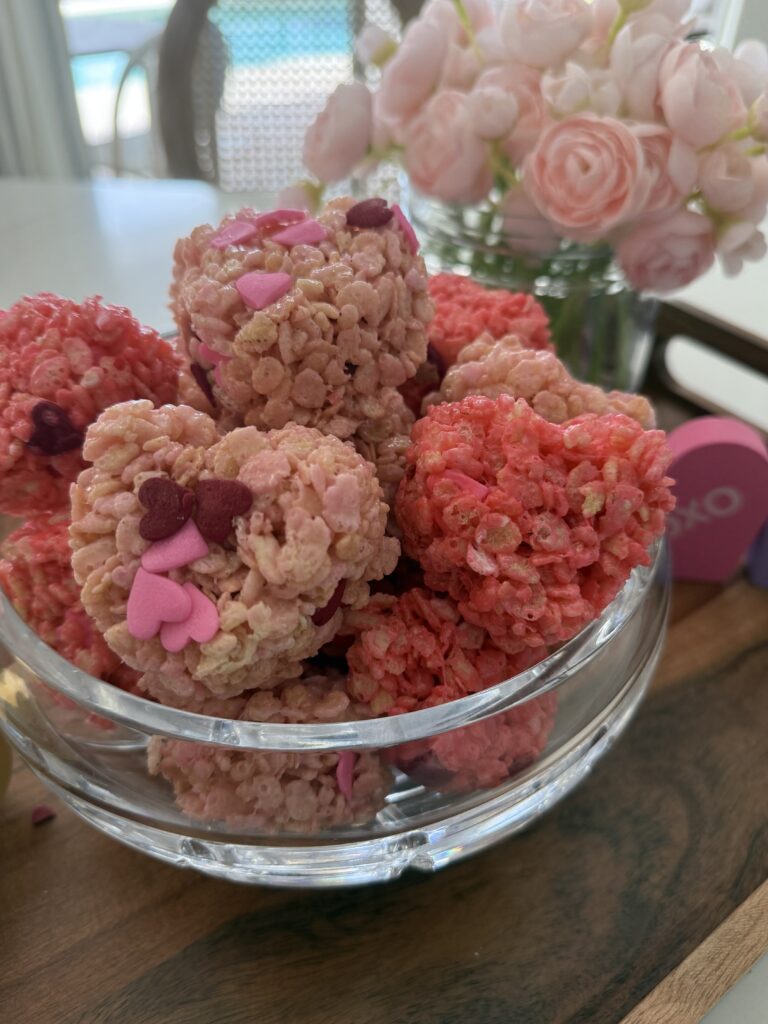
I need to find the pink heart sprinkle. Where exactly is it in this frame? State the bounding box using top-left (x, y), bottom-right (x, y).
top-left (336, 752), bottom-right (356, 801)
top-left (160, 582), bottom-right (219, 653)
top-left (252, 208), bottom-right (307, 231)
top-left (235, 271), bottom-right (293, 311)
top-left (392, 204), bottom-right (420, 254)
top-left (31, 804), bottom-right (56, 826)
top-left (210, 220), bottom-right (258, 249)
top-left (127, 567), bottom-right (193, 641)
top-left (197, 342), bottom-right (228, 366)
top-left (213, 363), bottom-right (225, 387)
top-left (141, 518), bottom-right (209, 574)
top-left (443, 469), bottom-right (489, 500)
top-left (272, 219), bottom-right (327, 247)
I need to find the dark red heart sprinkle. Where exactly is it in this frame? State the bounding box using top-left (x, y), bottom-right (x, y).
top-left (190, 362), bottom-right (216, 407)
top-left (346, 198), bottom-right (393, 229)
top-left (138, 477), bottom-right (197, 541)
top-left (427, 343), bottom-right (447, 380)
top-left (31, 804), bottom-right (56, 826)
top-left (27, 401), bottom-right (84, 456)
top-left (194, 478), bottom-right (253, 544)
top-left (312, 579), bottom-right (346, 626)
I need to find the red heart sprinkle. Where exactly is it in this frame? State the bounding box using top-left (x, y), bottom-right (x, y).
top-left (346, 198), bottom-right (394, 229)
top-left (190, 363), bottom-right (216, 407)
top-left (312, 579), bottom-right (346, 626)
top-left (194, 479), bottom-right (253, 544)
top-left (138, 477), bottom-right (196, 541)
top-left (27, 401), bottom-right (84, 456)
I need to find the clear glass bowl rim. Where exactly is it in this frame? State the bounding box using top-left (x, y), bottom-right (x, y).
top-left (0, 543), bottom-right (665, 751)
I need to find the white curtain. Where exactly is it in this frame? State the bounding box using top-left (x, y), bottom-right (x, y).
top-left (0, 0), bottom-right (89, 177)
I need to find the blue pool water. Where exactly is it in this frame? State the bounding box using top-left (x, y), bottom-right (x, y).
top-left (70, 3), bottom-right (351, 92)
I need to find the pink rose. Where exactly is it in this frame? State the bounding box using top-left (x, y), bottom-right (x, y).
top-left (718, 221), bottom-right (767, 276)
top-left (480, 66), bottom-right (547, 167)
top-left (467, 82), bottom-right (519, 141)
top-left (303, 83), bottom-right (372, 183)
top-left (378, 17), bottom-right (448, 125)
top-left (610, 14), bottom-right (678, 122)
top-left (699, 143), bottom-right (761, 214)
top-left (523, 114), bottom-right (647, 242)
top-left (660, 43), bottom-right (747, 149)
top-left (501, 0), bottom-right (592, 70)
top-left (404, 91), bottom-right (492, 204)
top-left (632, 124), bottom-right (696, 215)
top-left (501, 186), bottom-right (562, 256)
top-left (541, 62), bottom-right (621, 118)
top-left (616, 210), bottom-right (715, 292)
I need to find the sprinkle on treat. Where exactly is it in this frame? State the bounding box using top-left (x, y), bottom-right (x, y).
top-left (159, 582), bottom-right (219, 653)
top-left (31, 804), bottom-right (56, 826)
top-left (252, 208), bottom-right (307, 231)
top-left (336, 751), bottom-right (356, 800)
top-left (27, 401), bottom-right (84, 456)
top-left (272, 219), bottom-right (328, 246)
top-left (395, 395), bottom-right (675, 653)
top-left (346, 197), bottom-right (394, 229)
top-left (140, 518), bottom-right (209, 574)
top-left (189, 363), bottom-right (216, 408)
top-left (312, 579), bottom-right (346, 626)
top-left (193, 478), bottom-right (252, 545)
top-left (235, 270), bottom-right (294, 311)
top-left (428, 273), bottom-right (552, 367)
top-left (197, 342), bottom-right (227, 366)
top-left (126, 568), bottom-right (193, 641)
top-left (138, 478), bottom-right (196, 542)
top-left (210, 220), bottom-right (259, 249)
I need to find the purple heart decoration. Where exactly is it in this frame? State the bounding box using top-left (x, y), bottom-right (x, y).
top-left (666, 416), bottom-right (768, 582)
top-left (747, 520), bottom-right (768, 589)
top-left (27, 401), bottom-right (84, 456)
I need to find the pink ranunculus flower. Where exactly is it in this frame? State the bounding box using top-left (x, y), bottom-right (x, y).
top-left (467, 83), bottom-right (519, 141)
top-left (720, 43), bottom-right (767, 107)
top-left (659, 43), bottom-right (747, 149)
top-left (610, 13), bottom-right (680, 122)
top-left (628, 0), bottom-right (691, 19)
top-left (377, 16), bottom-right (449, 125)
top-left (475, 24), bottom-right (507, 64)
top-left (735, 40), bottom-right (768, 93)
top-left (303, 83), bottom-right (372, 183)
top-left (717, 221), bottom-right (767, 277)
top-left (355, 24), bottom-right (396, 67)
top-left (523, 114), bottom-right (647, 242)
top-left (441, 42), bottom-right (481, 90)
top-left (541, 62), bottom-right (621, 118)
top-left (751, 94), bottom-right (768, 142)
top-left (423, 0), bottom-right (495, 42)
top-left (404, 90), bottom-right (493, 204)
top-left (632, 124), bottom-right (696, 215)
top-left (699, 143), bottom-right (762, 214)
top-left (616, 210), bottom-right (715, 292)
top-left (501, 0), bottom-right (593, 70)
top-left (501, 185), bottom-right (562, 256)
top-left (479, 66), bottom-right (547, 167)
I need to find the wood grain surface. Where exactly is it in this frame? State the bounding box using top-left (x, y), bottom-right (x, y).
top-left (2, 579), bottom-right (767, 1024)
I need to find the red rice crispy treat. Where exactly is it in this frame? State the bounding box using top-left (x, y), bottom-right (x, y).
top-left (395, 395), bottom-right (674, 653)
top-left (427, 273), bottom-right (552, 368)
top-left (0, 514), bottom-right (138, 688)
top-left (172, 197), bottom-right (432, 437)
top-left (433, 334), bottom-right (656, 428)
top-left (148, 673), bottom-right (393, 832)
top-left (0, 293), bottom-right (179, 516)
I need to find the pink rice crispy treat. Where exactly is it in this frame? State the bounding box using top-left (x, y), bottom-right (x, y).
top-left (0, 514), bottom-right (138, 688)
top-left (0, 293), bottom-right (179, 516)
top-left (395, 395), bottom-right (675, 654)
top-left (352, 388), bottom-right (415, 510)
top-left (344, 587), bottom-right (556, 791)
top-left (171, 197), bottom-right (432, 437)
top-left (70, 401), bottom-right (399, 699)
top-left (148, 673), bottom-right (393, 832)
top-left (428, 273), bottom-right (552, 368)
top-left (434, 333), bottom-right (656, 428)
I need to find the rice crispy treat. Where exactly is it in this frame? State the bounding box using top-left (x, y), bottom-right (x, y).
top-left (0, 293), bottom-right (179, 516)
top-left (148, 673), bottom-right (393, 832)
top-left (352, 388), bottom-right (415, 510)
top-left (428, 273), bottom-right (552, 368)
top-left (171, 197), bottom-right (432, 437)
top-left (395, 395), bottom-right (674, 653)
top-left (0, 514), bottom-right (138, 688)
top-left (70, 401), bottom-right (399, 699)
top-left (434, 333), bottom-right (656, 427)
top-left (345, 587), bottom-right (556, 791)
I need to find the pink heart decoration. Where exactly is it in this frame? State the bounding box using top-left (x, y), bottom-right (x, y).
top-left (336, 751), bottom-right (356, 801)
top-left (141, 518), bottom-right (209, 574)
top-left (392, 204), bottom-right (419, 254)
top-left (159, 583), bottom-right (219, 653)
top-left (252, 208), bottom-right (306, 231)
top-left (748, 521), bottom-right (768, 589)
top-left (127, 568), bottom-right (193, 641)
top-left (197, 342), bottom-right (228, 366)
top-left (272, 219), bottom-right (327, 247)
top-left (235, 271), bottom-right (293, 311)
top-left (667, 416), bottom-right (768, 582)
top-left (210, 220), bottom-right (258, 249)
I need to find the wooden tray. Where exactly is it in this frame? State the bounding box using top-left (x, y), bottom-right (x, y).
top-left (1, 579), bottom-right (767, 1024)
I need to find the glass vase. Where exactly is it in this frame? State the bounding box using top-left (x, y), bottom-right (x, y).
top-left (407, 191), bottom-right (658, 392)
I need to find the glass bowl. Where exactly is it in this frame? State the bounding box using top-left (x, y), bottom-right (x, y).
top-left (0, 543), bottom-right (670, 888)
